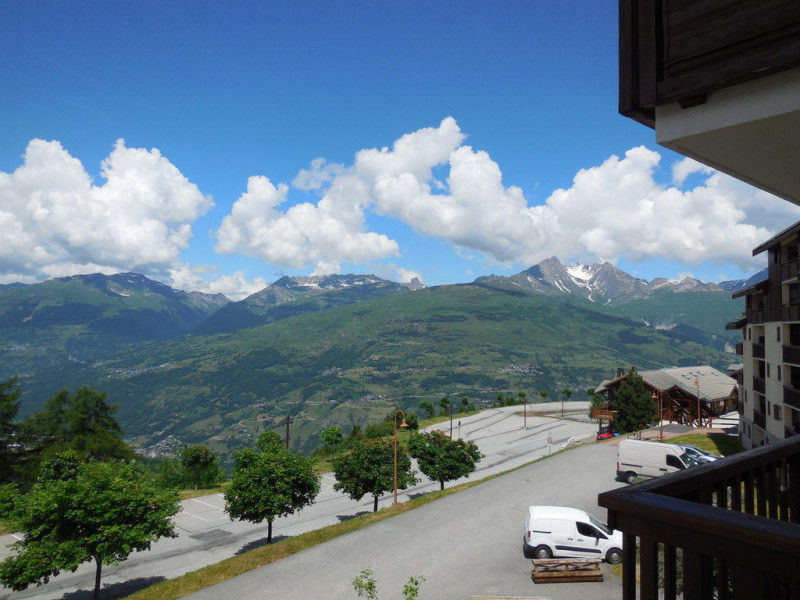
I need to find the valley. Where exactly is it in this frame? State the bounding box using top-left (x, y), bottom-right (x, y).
top-left (0, 259), bottom-right (749, 464)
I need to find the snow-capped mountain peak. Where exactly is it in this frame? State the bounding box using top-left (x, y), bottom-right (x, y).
top-left (566, 263), bottom-right (596, 282)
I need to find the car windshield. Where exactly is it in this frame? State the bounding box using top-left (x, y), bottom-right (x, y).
top-left (680, 452), bottom-right (700, 467)
top-left (589, 514), bottom-right (612, 535)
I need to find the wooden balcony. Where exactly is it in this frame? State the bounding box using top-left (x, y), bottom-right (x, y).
top-left (752, 343), bottom-right (765, 359)
top-left (754, 410), bottom-right (767, 429)
top-left (746, 309), bottom-right (765, 324)
top-left (753, 377), bottom-right (765, 394)
top-left (784, 344), bottom-right (800, 365)
top-left (598, 436), bottom-right (800, 600)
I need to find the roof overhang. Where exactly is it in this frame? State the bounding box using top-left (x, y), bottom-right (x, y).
top-left (732, 278), bottom-right (769, 299)
top-left (655, 69), bottom-right (800, 205)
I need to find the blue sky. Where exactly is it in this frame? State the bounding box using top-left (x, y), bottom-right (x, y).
top-left (2, 1), bottom-right (797, 299)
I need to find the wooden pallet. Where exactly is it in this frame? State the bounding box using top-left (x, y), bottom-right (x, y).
top-left (531, 558), bottom-right (604, 584)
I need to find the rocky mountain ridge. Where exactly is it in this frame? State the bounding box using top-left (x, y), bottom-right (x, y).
top-left (475, 257), bottom-right (743, 303)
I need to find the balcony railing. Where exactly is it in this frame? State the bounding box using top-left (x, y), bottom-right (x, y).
top-left (746, 308), bottom-right (765, 324)
top-left (785, 386), bottom-right (800, 411)
top-left (781, 304), bottom-right (800, 322)
top-left (754, 410), bottom-right (767, 429)
top-left (598, 436), bottom-right (800, 600)
top-left (782, 259), bottom-right (800, 281)
top-left (784, 344), bottom-right (800, 365)
top-left (752, 343), bottom-right (765, 359)
top-left (753, 377), bottom-right (765, 394)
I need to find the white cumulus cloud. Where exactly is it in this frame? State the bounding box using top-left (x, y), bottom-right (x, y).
top-left (215, 174), bottom-right (399, 274)
top-left (0, 138), bottom-right (213, 282)
top-left (221, 118), bottom-right (797, 282)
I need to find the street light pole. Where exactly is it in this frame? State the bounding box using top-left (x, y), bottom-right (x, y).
top-left (285, 414), bottom-right (293, 449)
top-left (449, 404), bottom-right (453, 438)
top-left (393, 409), bottom-right (408, 505)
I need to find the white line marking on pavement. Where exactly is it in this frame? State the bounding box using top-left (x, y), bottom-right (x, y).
top-left (191, 497), bottom-right (223, 510)
top-left (11, 534), bottom-right (22, 540)
top-left (181, 510), bottom-right (211, 522)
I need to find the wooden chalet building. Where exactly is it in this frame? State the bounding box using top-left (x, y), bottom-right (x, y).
top-left (598, 3), bottom-right (800, 600)
top-left (594, 365), bottom-right (738, 428)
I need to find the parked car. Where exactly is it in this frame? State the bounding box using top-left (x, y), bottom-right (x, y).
top-left (523, 505), bottom-right (623, 564)
top-left (677, 444), bottom-right (723, 463)
top-left (617, 439), bottom-right (698, 484)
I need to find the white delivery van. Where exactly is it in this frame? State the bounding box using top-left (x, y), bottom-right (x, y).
top-left (523, 505), bottom-right (623, 564)
top-left (617, 439), bottom-right (697, 484)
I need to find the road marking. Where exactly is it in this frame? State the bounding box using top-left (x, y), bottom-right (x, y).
top-left (191, 497), bottom-right (223, 510)
top-left (181, 510), bottom-right (211, 522)
top-left (11, 533), bottom-right (22, 541)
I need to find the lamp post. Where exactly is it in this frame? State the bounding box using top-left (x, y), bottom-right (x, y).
top-left (393, 409), bottom-right (409, 505)
top-left (285, 414), bottom-right (293, 449)
top-left (653, 391), bottom-right (662, 442)
top-left (695, 378), bottom-right (702, 428)
top-left (449, 404), bottom-right (454, 438)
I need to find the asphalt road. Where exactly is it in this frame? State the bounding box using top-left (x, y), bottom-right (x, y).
top-left (0, 405), bottom-right (603, 600)
top-left (182, 440), bottom-right (625, 600)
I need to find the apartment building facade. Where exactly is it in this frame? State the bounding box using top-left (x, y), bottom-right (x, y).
top-left (730, 222), bottom-right (800, 448)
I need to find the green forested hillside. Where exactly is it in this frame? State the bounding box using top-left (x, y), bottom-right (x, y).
top-left (564, 290), bottom-right (743, 351)
top-left (0, 273), bottom-right (229, 374)
top-left (12, 283), bottom-right (736, 462)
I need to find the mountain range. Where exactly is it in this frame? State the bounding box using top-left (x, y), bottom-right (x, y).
top-left (0, 259), bottom-right (752, 462)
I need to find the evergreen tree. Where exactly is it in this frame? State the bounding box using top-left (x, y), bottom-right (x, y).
top-left (0, 378), bottom-right (22, 484)
top-left (610, 369), bottom-right (657, 433)
top-left (25, 387), bottom-right (132, 464)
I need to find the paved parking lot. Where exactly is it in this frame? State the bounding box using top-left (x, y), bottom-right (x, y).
top-left (0, 407), bottom-right (602, 600)
top-left (184, 440), bottom-right (626, 600)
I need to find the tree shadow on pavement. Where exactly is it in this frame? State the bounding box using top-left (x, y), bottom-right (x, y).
top-left (235, 535), bottom-right (288, 555)
top-left (336, 511), bottom-right (370, 521)
top-left (59, 576), bottom-right (166, 600)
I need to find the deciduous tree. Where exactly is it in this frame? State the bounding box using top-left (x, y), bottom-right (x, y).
top-left (439, 396), bottom-right (451, 416)
top-left (321, 426), bottom-right (344, 448)
top-left (224, 436), bottom-right (320, 543)
top-left (418, 401), bottom-right (434, 420)
top-left (408, 430), bottom-right (483, 490)
top-left (0, 454), bottom-right (179, 600)
top-left (333, 438), bottom-right (417, 512)
top-left (180, 444), bottom-right (223, 490)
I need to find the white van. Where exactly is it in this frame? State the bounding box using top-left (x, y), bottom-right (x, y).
top-left (523, 505), bottom-right (623, 564)
top-left (617, 439), bottom-right (697, 484)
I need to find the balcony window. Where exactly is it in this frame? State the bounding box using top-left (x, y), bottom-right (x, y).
top-left (759, 396), bottom-right (767, 414)
top-left (775, 404), bottom-right (782, 420)
top-left (792, 324), bottom-right (800, 346)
